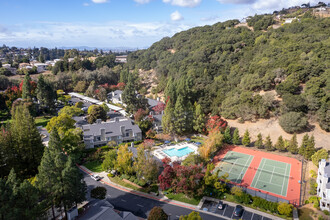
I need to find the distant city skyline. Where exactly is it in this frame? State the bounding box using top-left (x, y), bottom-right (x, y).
top-left (0, 0), bottom-right (321, 48)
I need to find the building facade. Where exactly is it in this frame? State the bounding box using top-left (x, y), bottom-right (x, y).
top-left (317, 159), bottom-right (330, 211)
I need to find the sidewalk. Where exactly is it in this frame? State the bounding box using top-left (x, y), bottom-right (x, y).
top-left (79, 165), bottom-right (285, 220)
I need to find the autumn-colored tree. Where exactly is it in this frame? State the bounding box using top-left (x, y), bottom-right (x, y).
top-left (152, 102), bottom-right (165, 114)
top-left (116, 144), bottom-right (133, 175)
top-left (158, 163), bottom-right (175, 190)
top-left (148, 207), bottom-right (168, 220)
top-left (146, 129), bottom-right (156, 139)
top-left (134, 108), bottom-right (147, 122)
top-left (205, 115), bottom-right (227, 133)
top-left (199, 130), bottom-right (223, 160)
top-left (142, 139), bottom-right (155, 149)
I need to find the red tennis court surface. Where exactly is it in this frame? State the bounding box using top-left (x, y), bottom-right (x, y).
top-left (214, 146), bottom-right (302, 205)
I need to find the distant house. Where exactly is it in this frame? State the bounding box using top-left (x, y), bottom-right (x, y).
top-left (78, 200), bottom-right (139, 220)
top-left (82, 117), bottom-right (142, 148)
top-left (115, 55), bottom-right (127, 63)
top-left (108, 90), bottom-right (124, 105)
top-left (317, 159), bottom-right (330, 211)
top-left (33, 63), bottom-right (48, 73)
top-left (148, 112), bottom-right (163, 133)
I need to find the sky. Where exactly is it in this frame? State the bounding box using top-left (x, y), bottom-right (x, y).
top-left (0, 0), bottom-right (320, 49)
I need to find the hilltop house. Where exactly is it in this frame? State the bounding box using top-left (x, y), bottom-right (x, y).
top-left (108, 90), bottom-right (124, 105)
top-left (82, 117), bottom-right (142, 148)
top-left (317, 159), bottom-right (330, 211)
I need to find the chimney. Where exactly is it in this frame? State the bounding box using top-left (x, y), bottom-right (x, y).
top-left (96, 119), bottom-right (102, 124)
top-left (100, 128), bottom-right (105, 141)
top-left (115, 117), bottom-right (120, 123)
top-left (120, 126), bottom-right (125, 134)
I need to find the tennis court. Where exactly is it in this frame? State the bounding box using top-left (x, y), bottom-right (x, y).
top-left (215, 151), bottom-right (253, 183)
top-left (250, 158), bottom-right (291, 197)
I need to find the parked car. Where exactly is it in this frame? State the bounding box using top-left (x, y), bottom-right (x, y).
top-left (91, 175), bottom-right (101, 181)
top-left (217, 201), bottom-right (224, 210)
top-left (234, 205), bottom-right (244, 217)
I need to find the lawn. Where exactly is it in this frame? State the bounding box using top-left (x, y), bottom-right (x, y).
top-left (165, 192), bottom-right (201, 205)
top-left (298, 207), bottom-right (314, 220)
top-left (84, 160), bottom-right (104, 173)
top-left (109, 175), bottom-right (159, 194)
top-left (35, 116), bottom-right (52, 127)
top-left (191, 136), bottom-right (206, 145)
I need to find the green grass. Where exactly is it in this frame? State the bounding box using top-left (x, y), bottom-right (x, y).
top-left (298, 207), bottom-right (314, 220)
top-left (84, 160), bottom-right (104, 172)
top-left (165, 192), bottom-right (201, 205)
top-left (108, 176), bottom-right (141, 191)
top-left (35, 116), bottom-right (52, 127)
top-left (191, 137), bottom-right (205, 145)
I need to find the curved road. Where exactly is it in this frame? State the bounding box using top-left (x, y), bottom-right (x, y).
top-left (83, 172), bottom-right (225, 220)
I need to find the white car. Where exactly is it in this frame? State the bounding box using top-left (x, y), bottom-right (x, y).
top-left (91, 175), bottom-right (101, 181)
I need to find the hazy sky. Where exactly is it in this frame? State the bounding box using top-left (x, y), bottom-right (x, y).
top-left (0, 0), bottom-right (319, 48)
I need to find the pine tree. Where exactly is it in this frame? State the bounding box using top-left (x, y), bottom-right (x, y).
top-left (22, 73), bottom-right (32, 100)
top-left (162, 99), bottom-right (175, 134)
top-left (164, 77), bottom-right (177, 104)
top-left (10, 104), bottom-right (44, 178)
top-left (232, 128), bottom-right (240, 145)
top-left (122, 73), bottom-right (138, 114)
top-left (265, 135), bottom-right (273, 151)
top-left (305, 135), bottom-right (316, 160)
top-left (275, 136), bottom-right (286, 151)
top-left (242, 130), bottom-right (251, 146)
top-left (223, 126), bottom-right (232, 144)
top-left (299, 134), bottom-right (309, 156)
top-left (37, 75), bottom-right (56, 112)
top-left (255, 133), bottom-right (263, 149)
top-left (174, 95), bottom-right (187, 134)
top-left (288, 134), bottom-right (299, 154)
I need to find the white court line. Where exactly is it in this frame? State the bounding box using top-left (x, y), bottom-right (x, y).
top-left (257, 179), bottom-right (283, 187)
top-left (237, 155), bottom-right (252, 182)
top-left (269, 166), bottom-right (276, 183)
top-left (227, 158), bottom-right (238, 175)
top-left (251, 159), bottom-right (265, 188)
top-left (280, 163), bottom-right (289, 196)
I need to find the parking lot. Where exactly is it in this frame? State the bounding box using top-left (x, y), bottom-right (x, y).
top-left (201, 201), bottom-right (273, 220)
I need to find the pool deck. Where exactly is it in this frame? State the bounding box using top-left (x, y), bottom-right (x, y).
top-left (152, 142), bottom-right (199, 162)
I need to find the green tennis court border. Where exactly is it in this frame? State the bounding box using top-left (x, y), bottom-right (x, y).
top-left (215, 151), bottom-right (253, 183)
top-left (250, 158), bottom-right (291, 197)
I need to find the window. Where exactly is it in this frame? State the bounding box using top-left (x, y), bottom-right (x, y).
top-left (126, 132), bottom-right (129, 137)
top-left (107, 137), bottom-right (112, 141)
top-left (118, 136), bottom-right (122, 140)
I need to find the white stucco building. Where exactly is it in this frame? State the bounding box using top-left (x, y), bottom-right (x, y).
top-left (317, 159), bottom-right (330, 211)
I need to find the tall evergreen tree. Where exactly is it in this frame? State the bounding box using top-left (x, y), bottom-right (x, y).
top-left (232, 128), bottom-right (240, 145)
top-left (37, 75), bottom-right (56, 112)
top-left (10, 104), bottom-right (44, 178)
top-left (164, 77), bottom-right (177, 104)
top-left (288, 133), bottom-right (299, 154)
top-left (275, 136), bottom-right (286, 151)
top-left (122, 73), bottom-right (138, 114)
top-left (305, 135), bottom-right (316, 160)
top-left (255, 133), bottom-right (263, 149)
top-left (37, 129), bottom-right (86, 219)
top-left (299, 134), bottom-right (309, 156)
top-left (265, 135), bottom-right (273, 151)
top-left (193, 103), bottom-right (205, 133)
top-left (162, 99), bottom-right (175, 134)
top-left (22, 73), bottom-right (32, 100)
top-left (174, 95), bottom-right (187, 134)
top-left (223, 126), bottom-right (232, 144)
top-left (242, 130), bottom-right (251, 146)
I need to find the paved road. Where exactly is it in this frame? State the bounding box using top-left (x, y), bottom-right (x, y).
top-left (83, 173), bottom-right (225, 220)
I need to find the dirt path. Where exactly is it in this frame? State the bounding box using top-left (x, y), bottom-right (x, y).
top-left (226, 118), bottom-right (330, 150)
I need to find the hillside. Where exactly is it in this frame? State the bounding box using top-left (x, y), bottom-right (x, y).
top-left (128, 14), bottom-right (330, 133)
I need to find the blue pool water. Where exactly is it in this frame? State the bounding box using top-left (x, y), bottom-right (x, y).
top-left (163, 146), bottom-right (194, 157)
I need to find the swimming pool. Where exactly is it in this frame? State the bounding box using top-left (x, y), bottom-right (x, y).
top-left (163, 146), bottom-right (194, 158)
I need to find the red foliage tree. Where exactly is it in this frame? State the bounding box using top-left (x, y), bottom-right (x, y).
top-left (19, 80), bottom-right (37, 95)
top-left (158, 164), bottom-right (175, 190)
top-left (134, 108), bottom-right (147, 122)
top-left (205, 115), bottom-right (227, 133)
top-left (143, 139), bottom-right (155, 148)
top-left (117, 82), bottom-right (125, 90)
top-left (152, 102), bottom-right (165, 114)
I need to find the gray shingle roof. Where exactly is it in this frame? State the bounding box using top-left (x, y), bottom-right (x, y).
top-left (109, 90), bottom-right (123, 100)
top-left (147, 98), bottom-right (163, 108)
top-left (82, 118), bottom-right (141, 140)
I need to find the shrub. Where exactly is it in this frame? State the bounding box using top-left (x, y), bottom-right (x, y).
top-left (234, 192), bottom-right (251, 204)
top-left (309, 196), bottom-right (320, 208)
top-left (252, 197), bottom-right (278, 213)
top-left (108, 173), bottom-right (114, 178)
top-left (323, 210), bottom-right (330, 215)
top-left (148, 207), bottom-right (168, 220)
top-left (310, 170), bottom-right (317, 178)
top-left (231, 186), bottom-right (243, 196)
top-left (277, 202), bottom-right (293, 217)
top-left (138, 179), bottom-right (147, 187)
top-left (309, 179), bottom-right (318, 195)
top-left (279, 112), bottom-right (308, 133)
top-left (121, 174), bottom-right (129, 180)
top-left (91, 186), bottom-right (107, 199)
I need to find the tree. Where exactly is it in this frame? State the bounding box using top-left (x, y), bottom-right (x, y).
top-left (279, 112), bottom-right (308, 133)
top-left (37, 130), bottom-right (86, 219)
top-left (199, 130), bottom-right (223, 160)
top-left (96, 87), bottom-right (107, 101)
top-left (85, 80), bottom-right (96, 97)
top-left (299, 134), bottom-right (309, 157)
top-left (275, 136), bottom-right (286, 151)
top-left (158, 162), bottom-right (175, 190)
top-left (311, 149), bottom-right (328, 167)
top-left (232, 128), bottom-right (240, 145)
top-left (180, 211), bottom-right (202, 220)
top-left (91, 187), bottom-right (107, 200)
top-left (277, 202), bottom-right (293, 217)
top-left (122, 73), bottom-right (139, 114)
top-left (305, 135), bottom-right (316, 160)
top-left (162, 99), bottom-right (175, 134)
top-left (255, 133), bottom-right (263, 149)
top-left (46, 113), bottom-right (76, 136)
top-left (174, 95), bottom-right (188, 134)
top-left (58, 106), bottom-right (83, 117)
top-left (193, 104), bottom-right (205, 133)
top-left (74, 81), bottom-right (87, 93)
top-left (116, 144), bottom-right (133, 175)
top-left (36, 74), bottom-right (56, 112)
top-left (288, 134), bottom-right (299, 154)
top-left (134, 108), bottom-right (147, 122)
top-left (223, 126), bottom-right (232, 144)
top-left (148, 207), bottom-right (168, 220)
top-left (102, 150), bottom-right (117, 171)
top-left (10, 104), bottom-right (44, 178)
top-left (22, 73), bottom-right (32, 100)
top-left (265, 135), bottom-right (273, 151)
top-left (87, 105), bottom-right (107, 124)
top-left (134, 145), bottom-right (159, 183)
top-left (242, 130), bottom-right (251, 146)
